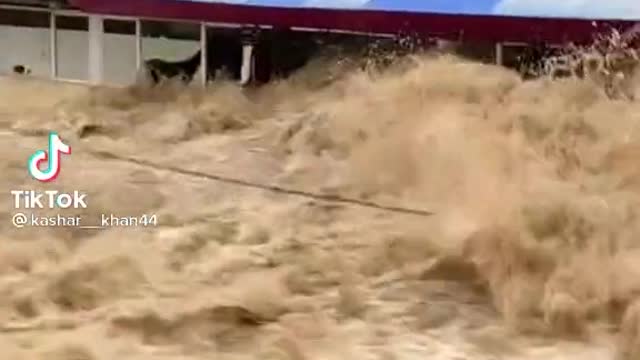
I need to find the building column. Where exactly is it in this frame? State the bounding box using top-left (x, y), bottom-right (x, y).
top-left (200, 22), bottom-right (208, 87)
top-left (240, 43), bottom-right (254, 86)
top-left (239, 28), bottom-right (258, 86)
top-left (88, 15), bottom-right (104, 84)
top-left (495, 42), bottom-right (504, 66)
top-left (49, 11), bottom-right (57, 79)
top-left (135, 19), bottom-right (142, 70)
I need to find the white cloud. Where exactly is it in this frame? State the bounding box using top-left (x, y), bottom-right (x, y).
top-left (303, 0), bottom-right (370, 8)
top-left (493, 0), bottom-right (640, 20)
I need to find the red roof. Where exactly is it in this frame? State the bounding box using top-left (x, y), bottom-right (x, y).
top-left (69, 0), bottom-right (637, 44)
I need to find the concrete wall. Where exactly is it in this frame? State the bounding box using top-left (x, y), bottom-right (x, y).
top-left (57, 28), bottom-right (89, 80)
top-left (0, 23), bottom-right (199, 85)
top-left (0, 25), bottom-right (51, 77)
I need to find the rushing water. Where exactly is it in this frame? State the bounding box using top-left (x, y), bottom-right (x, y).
top-left (0, 53), bottom-right (639, 359)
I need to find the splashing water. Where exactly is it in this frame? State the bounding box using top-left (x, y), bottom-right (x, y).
top-left (1, 45), bottom-right (640, 360)
top-left (525, 29), bottom-right (640, 101)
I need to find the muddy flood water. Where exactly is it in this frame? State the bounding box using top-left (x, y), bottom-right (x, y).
top-left (1, 55), bottom-right (640, 360)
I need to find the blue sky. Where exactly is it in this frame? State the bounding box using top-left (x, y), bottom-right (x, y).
top-left (364, 0), bottom-right (495, 14)
top-left (191, 0), bottom-right (640, 19)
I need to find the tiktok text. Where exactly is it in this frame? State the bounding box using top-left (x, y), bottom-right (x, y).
top-left (11, 190), bottom-right (88, 209)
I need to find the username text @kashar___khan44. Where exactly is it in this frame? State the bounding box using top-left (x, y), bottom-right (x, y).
top-left (11, 212), bottom-right (158, 229)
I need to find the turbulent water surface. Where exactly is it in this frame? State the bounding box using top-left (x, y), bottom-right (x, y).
top-left (1, 55), bottom-right (640, 360)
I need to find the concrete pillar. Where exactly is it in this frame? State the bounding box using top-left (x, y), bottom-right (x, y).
top-left (88, 15), bottom-right (104, 84)
top-left (495, 42), bottom-right (504, 66)
top-left (240, 44), bottom-right (254, 85)
top-left (135, 19), bottom-right (142, 70)
top-left (200, 23), bottom-right (207, 87)
top-left (49, 11), bottom-right (57, 78)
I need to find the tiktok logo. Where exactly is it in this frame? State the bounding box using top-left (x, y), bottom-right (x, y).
top-left (27, 132), bottom-right (71, 182)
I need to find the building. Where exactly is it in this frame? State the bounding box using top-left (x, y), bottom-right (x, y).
top-left (1, 0), bottom-right (637, 86)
